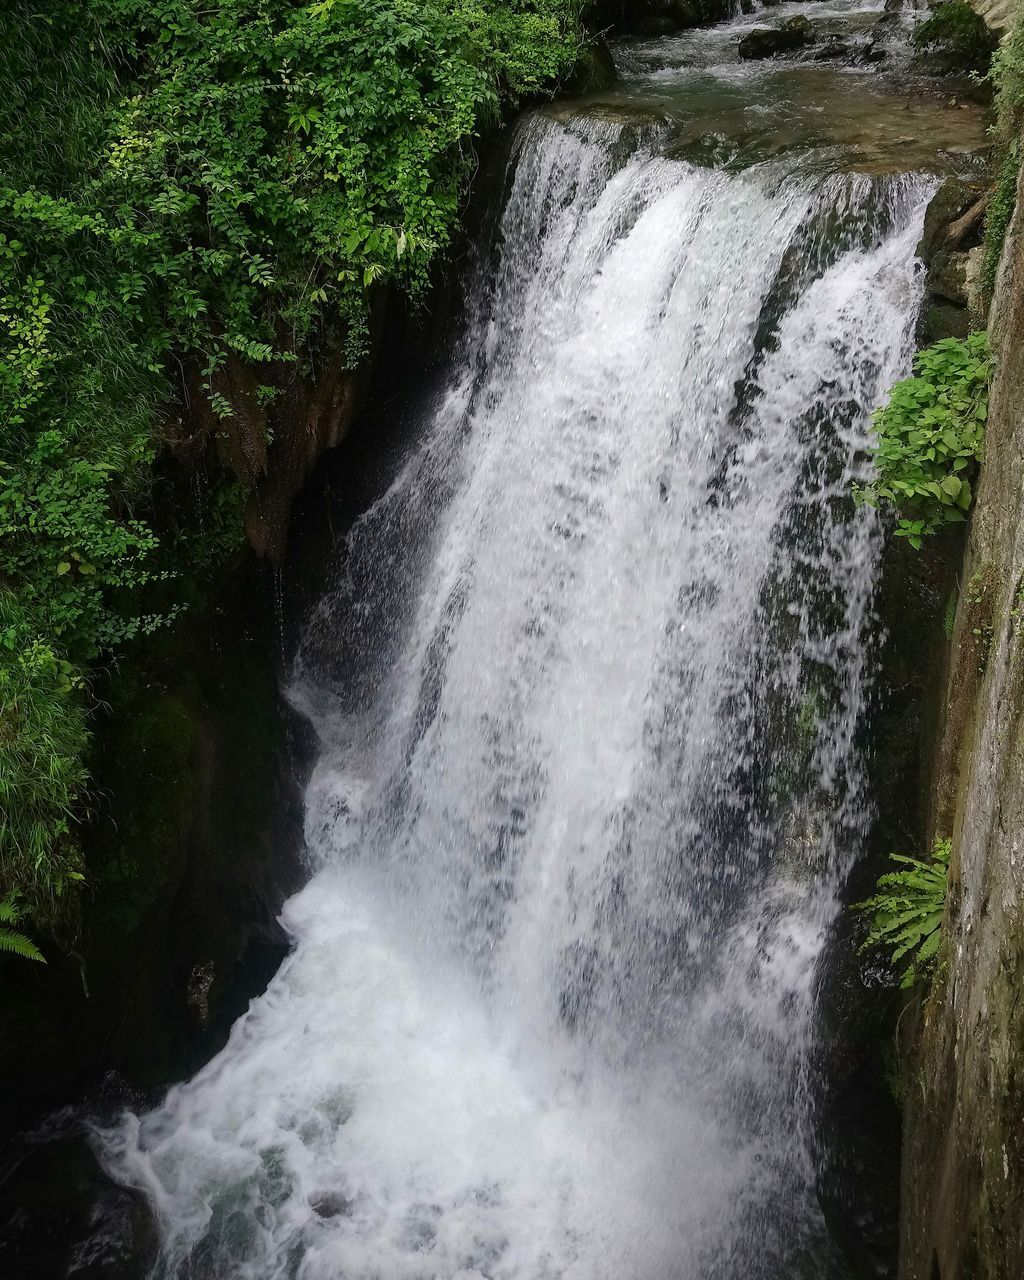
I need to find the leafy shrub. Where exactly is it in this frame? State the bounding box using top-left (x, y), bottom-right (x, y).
top-left (0, 0), bottom-right (584, 925)
top-left (855, 333), bottom-right (990, 549)
top-left (855, 837), bottom-right (951, 988)
top-left (913, 0), bottom-right (997, 75)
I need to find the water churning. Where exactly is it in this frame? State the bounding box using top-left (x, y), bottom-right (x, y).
top-left (100, 104), bottom-right (931, 1279)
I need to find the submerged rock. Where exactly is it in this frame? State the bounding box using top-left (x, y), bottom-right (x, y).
top-left (309, 1191), bottom-right (353, 1219)
top-left (738, 16), bottom-right (813, 59)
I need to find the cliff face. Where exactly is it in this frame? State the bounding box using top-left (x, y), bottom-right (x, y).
top-left (969, 0), bottom-right (1017, 35)
top-left (900, 164), bottom-right (1024, 1280)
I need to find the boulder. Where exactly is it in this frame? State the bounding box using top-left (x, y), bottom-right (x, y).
top-left (738, 16), bottom-right (813, 59)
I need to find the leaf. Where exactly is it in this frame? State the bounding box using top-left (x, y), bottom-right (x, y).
top-left (0, 928), bottom-right (45, 963)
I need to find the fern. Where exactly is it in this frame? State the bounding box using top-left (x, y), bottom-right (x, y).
top-left (855, 837), bottom-right (950, 988)
top-left (0, 894), bottom-right (46, 963)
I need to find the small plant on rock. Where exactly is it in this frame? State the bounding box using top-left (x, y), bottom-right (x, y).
top-left (855, 836), bottom-right (951, 988)
top-left (855, 333), bottom-right (991, 548)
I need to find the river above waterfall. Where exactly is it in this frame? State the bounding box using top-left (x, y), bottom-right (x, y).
top-left (583, 0), bottom-right (987, 173)
top-left (95, 8), bottom-right (982, 1279)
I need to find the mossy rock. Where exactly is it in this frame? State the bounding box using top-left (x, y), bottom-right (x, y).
top-left (562, 37), bottom-right (617, 94)
top-left (0, 559), bottom-right (302, 1121)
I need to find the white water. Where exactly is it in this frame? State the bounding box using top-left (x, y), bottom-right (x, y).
top-left (100, 112), bottom-right (931, 1279)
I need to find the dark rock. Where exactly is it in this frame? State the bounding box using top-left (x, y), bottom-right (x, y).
top-left (562, 37), bottom-right (617, 94)
top-left (813, 39), bottom-right (852, 60)
top-left (919, 301), bottom-right (971, 343)
top-left (618, 0), bottom-right (706, 35)
top-left (0, 1133), bottom-right (157, 1280)
top-left (310, 1191), bottom-right (353, 1219)
top-left (738, 16), bottom-right (813, 59)
top-left (740, 0), bottom-right (754, 13)
top-left (635, 15), bottom-right (678, 34)
top-left (590, 0), bottom-right (732, 34)
top-left (858, 39), bottom-right (888, 63)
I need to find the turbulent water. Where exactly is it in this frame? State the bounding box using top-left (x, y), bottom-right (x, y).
top-left (100, 94), bottom-right (933, 1280)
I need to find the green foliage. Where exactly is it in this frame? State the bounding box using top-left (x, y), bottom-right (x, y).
top-left (913, 0), bottom-right (997, 75)
top-left (981, 7), bottom-right (1024, 298)
top-left (0, 0), bottom-right (583, 925)
top-left (0, 593), bottom-right (90, 921)
top-left (0, 893), bottom-right (47, 964)
top-left (855, 837), bottom-right (951, 989)
top-left (855, 333), bottom-right (991, 549)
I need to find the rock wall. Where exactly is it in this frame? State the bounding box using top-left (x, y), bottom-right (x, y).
top-left (899, 164), bottom-right (1024, 1280)
top-left (0, 561), bottom-right (307, 1131)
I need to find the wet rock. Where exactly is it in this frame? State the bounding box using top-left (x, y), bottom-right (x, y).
top-left (738, 16), bottom-right (813, 59)
top-left (740, 0), bottom-right (754, 12)
top-left (813, 39), bottom-right (852, 60)
top-left (0, 1134), bottom-right (157, 1280)
top-left (858, 39), bottom-right (888, 63)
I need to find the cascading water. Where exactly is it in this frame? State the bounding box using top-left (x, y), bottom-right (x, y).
top-left (99, 102), bottom-right (933, 1279)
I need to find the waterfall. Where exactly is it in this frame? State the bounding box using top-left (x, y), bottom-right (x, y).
top-left (98, 111), bottom-right (931, 1280)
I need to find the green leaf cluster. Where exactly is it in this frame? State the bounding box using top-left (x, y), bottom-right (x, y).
top-left (855, 837), bottom-right (951, 989)
top-left (0, 0), bottom-right (583, 927)
top-left (0, 893), bottom-right (46, 965)
top-left (855, 333), bottom-right (990, 549)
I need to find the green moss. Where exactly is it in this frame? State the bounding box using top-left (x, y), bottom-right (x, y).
top-left (980, 3), bottom-right (1024, 301)
top-left (982, 148), bottom-right (1020, 299)
top-left (89, 678), bottom-right (198, 937)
